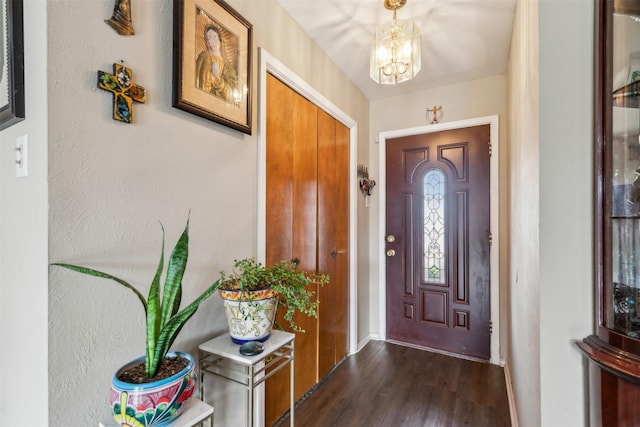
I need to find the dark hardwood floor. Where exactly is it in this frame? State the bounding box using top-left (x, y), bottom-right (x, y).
top-left (274, 340), bottom-right (511, 427)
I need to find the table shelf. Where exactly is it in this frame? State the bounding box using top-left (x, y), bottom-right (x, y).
top-left (198, 330), bottom-right (295, 427)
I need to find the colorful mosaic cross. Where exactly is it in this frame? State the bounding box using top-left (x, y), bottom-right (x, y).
top-left (97, 63), bottom-right (146, 123)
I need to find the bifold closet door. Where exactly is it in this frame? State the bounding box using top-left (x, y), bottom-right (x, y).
top-left (265, 73), bottom-right (319, 425)
top-left (265, 73), bottom-right (350, 425)
top-left (317, 109), bottom-right (350, 379)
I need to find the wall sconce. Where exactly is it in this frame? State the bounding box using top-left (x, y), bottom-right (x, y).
top-left (357, 164), bottom-right (376, 198)
top-left (426, 105), bottom-right (443, 124)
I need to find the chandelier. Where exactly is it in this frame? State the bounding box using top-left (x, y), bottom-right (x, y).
top-left (370, 0), bottom-right (421, 85)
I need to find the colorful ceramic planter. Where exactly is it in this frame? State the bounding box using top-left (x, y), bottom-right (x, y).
top-left (109, 351), bottom-right (196, 427)
top-left (218, 288), bottom-right (278, 344)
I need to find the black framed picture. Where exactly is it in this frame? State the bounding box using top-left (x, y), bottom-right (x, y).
top-left (1, 0), bottom-right (25, 131)
top-left (173, 0), bottom-right (252, 134)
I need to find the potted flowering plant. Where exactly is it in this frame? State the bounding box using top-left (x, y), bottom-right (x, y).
top-left (218, 257), bottom-right (329, 344)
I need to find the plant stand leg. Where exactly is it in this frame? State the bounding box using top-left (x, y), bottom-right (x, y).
top-left (290, 340), bottom-right (295, 427)
top-left (248, 363), bottom-right (254, 427)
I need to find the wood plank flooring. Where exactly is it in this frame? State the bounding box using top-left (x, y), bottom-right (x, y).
top-left (273, 340), bottom-right (511, 427)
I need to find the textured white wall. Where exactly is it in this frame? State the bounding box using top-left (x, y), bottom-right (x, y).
top-left (507, 0), bottom-right (594, 425)
top-left (368, 75), bottom-right (508, 349)
top-left (0, 0), bottom-right (49, 426)
top-left (47, 1), bottom-right (368, 426)
top-left (507, 0), bottom-right (541, 425)
top-left (538, 0), bottom-right (593, 425)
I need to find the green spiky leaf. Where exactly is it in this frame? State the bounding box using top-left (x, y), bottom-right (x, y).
top-left (52, 216), bottom-right (220, 380)
top-left (51, 263), bottom-right (147, 313)
top-left (145, 226), bottom-right (165, 375)
top-left (160, 219), bottom-right (189, 330)
top-left (149, 279), bottom-right (221, 377)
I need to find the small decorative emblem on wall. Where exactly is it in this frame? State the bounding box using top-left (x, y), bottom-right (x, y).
top-left (97, 62), bottom-right (146, 123)
top-left (105, 0), bottom-right (135, 35)
top-left (426, 105), bottom-right (443, 124)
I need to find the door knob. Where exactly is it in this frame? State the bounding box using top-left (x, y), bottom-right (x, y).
top-left (386, 249), bottom-right (396, 257)
top-left (292, 257), bottom-right (300, 267)
top-left (331, 250), bottom-right (338, 258)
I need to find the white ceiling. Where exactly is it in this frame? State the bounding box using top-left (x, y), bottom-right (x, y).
top-left (275, 0), bottom-right (517, 101)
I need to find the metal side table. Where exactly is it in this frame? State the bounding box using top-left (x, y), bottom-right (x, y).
top-left (198, 330), bottom-right (295, 427)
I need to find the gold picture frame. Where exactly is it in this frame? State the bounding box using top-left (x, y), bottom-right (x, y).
top-left (173, 0), bottom-right (252, 134)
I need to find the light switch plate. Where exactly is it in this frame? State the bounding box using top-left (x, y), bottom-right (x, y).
top-left (16, 135), bottom-right (28, 177)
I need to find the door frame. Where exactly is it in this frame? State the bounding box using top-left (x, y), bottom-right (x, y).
top-left (378, 116), bottom-right (501, 365)
top-left (257, 47), bottom-right (359, 355)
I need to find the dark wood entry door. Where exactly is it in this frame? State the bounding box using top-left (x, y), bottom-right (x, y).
top-left (385, 125), bottom-right (491, 359)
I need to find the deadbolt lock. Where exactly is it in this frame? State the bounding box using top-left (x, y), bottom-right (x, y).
top-left (386, 234), bottom-right (396, 243)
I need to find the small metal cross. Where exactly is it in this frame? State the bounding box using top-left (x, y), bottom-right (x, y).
top-left (97, 63), bottom-right (146, 123)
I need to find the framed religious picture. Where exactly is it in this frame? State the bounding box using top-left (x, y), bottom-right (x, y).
top-left (173, 0), bottom-right (252, 134)
top-left (0, 0), bottom-right (25, 131)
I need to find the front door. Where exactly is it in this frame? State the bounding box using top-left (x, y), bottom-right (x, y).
top-left (385, 125), bottom-right (491, 359)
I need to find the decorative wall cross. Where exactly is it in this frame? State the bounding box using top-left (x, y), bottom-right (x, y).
top-left (97, 63), bottom-right (146, 123)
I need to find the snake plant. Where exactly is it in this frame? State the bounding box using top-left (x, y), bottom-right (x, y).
top-left (52, 217), bottom-right (220, 379)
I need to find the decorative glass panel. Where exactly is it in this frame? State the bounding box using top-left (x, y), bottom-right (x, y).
top-left (423, 169), bottom-right (446, 283)
top-left (608, 8), bottom-right (640, 338)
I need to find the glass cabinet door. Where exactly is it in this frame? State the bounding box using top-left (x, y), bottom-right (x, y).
top-left (605, 0), bottom-right (640, 338)
top-left (577, 3), bottom-right (640, 425)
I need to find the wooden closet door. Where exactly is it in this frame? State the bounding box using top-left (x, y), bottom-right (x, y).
top-left (265, 73), bottom-right (350, 425)
top-left (265, 74), bottom-right (319, 424)
top-left (317, 110), bottom-right (350, 379)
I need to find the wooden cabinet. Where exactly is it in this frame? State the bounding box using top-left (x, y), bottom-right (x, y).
top-left (264, 74), bottom-right (350, 425)
top-left (577, 1), bottom-right (640, 425)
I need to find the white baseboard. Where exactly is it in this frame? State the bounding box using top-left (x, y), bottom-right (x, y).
top-left (355, 333), bottom-right (378, 353)
top-left (504, 361), bottom-right (519, 427)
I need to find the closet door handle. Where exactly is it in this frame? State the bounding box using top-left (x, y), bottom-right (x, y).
top-left (291, 257), bottom-right (300, 267)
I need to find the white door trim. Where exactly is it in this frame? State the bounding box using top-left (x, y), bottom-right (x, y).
top-left (257, 47), bottom-right (359, 355)
top-left (377, 116), bottom-right (501, 365)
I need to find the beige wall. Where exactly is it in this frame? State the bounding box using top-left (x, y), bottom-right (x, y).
top-left (507, 0), bottom-right (540, 424)
top-left (507, 0), bottom-right (594, 425)
top-left (44, 0), bottom-right (368, 425)
top-left (538, 0), bottom-right (593, 425)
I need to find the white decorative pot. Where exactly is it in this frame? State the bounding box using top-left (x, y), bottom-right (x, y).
top-left (218, 288), bottom-right (278, 344)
